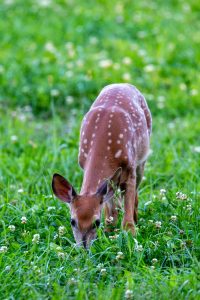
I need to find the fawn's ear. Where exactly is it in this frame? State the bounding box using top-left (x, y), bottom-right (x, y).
top-left (96, 167), bottom-right (122, 202)
top-left (52, 173), bottom-right (76, 203)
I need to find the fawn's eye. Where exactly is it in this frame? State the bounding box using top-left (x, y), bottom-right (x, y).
top-left (70, 218), bottom-right (76, 227)
top-left (93, 219), bottom-right (101, 229)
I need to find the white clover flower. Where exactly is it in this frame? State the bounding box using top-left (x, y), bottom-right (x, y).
top-left (158, 95), bottom-right (165, 102)
top-left (65, 96), bottom-right (74, 104)
top-left (181, 193), bottom-right (187, 200)
top-left (192, 146), bottom-right (200, 153)
top-left (18, 113), bottom-right (26, 122)
top-left (176, 192), bottom-right (187, 200)
top-left (155, 221), bottom-right (162, 229)
top-left (99, 59), bottom-right (113, 68)
top-left (76, 59), bottom-right (84, 67)
top-left (65, 70), bottom-right (74, 78)
top-left (57, 252), bottom-right (65, 259)
top-left (18, 188), bottom-right (24, 193)
top-left (171, 215), bottom-right (177, 221)
top-left (138, 49), bottom-right (146, 57)
top-left (109, 234), bottom-right (119, 240)
top-left (116, 251), bottom-right (124, 260)
top-left (125, 289), bottom-right (133, 299)
top-left (45, 41), bottom-right (55, 52)
top-left (122, 57), bottom-right (132, 65)
top-left (73, 268), bottom-right (80, 272)
top-left (180, 241), bottom-right (186, 248)
top-left (21, 216), bottom-right (27, 224)
top-left (186, 204), bottom-right (192, 211)
top-left (151, 258), bottom-right (158, 264)
top-left (167, 231), bottom-right (173, 236)
top-left (50, 89), bottom-right (60, 97)
top-left (5, 265), bottom-right (11, 271)
top-left (122, 73), bottom-right (131, 81)
top-left (55, 246), bottom-right (62, 252)
top-left (160, 188), bottom-right (166, 195)
top-left (47, 206), bottom-right (56, 211)
top-left (136, 244), bottom-right (143, 252)
top-left (89, 36), bottom-right (98, 45)
top-left (67, 48), bottom-right (75, 58)
top-left (38, 0), bottom-right (51, 7)
top-left (58, 226), bottom-right (66, 236)
top-left (115, 3), bottom-right (123, 13)
top-left (106, 216), bottom-right (114, 224)
top-left (10, 135), bottom-right (18, 142)
top-left (32, 234), bottom-right (40, 244)
top-left (168, 122), bottom-right (175, 129)
top-left (144, 64), bottom-right (155, 72)
top-left (8, 225), bottom-right (16, 232)
top-left (148, 219), bottom-right (154, 224)
top-left (97, 263), bottom-right (104, 269)
top-left (179, 83), bottom-right (187, 91)
top-left (190, 89), bottom-right (198, 96)
top-left (53, 234), bottom-right (58, 240)
top-left (150, 265), bottom-right (155, 270)
top-left (24, 105), bottom-right (32, 112)
top-left (0, 246), bottom-right (8, 253)
top-left (69, 277), bottom-right (77, 285)
top-left (100, 268), bottom-right (107, 275)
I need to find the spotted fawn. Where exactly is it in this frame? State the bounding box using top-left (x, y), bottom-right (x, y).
top-left (52, 83), bottom-right (152, 248)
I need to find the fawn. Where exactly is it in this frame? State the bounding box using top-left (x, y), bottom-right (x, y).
top-left (52, 83), bottom-right (152, 248)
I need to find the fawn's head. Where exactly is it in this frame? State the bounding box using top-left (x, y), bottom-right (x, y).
top-left (52, 168), bottom-right (121, 248)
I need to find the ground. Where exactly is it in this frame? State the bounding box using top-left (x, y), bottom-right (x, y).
top-left (0, 0), bottom-right (200, 299)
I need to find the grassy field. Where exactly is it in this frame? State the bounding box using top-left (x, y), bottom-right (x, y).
top-left (0, 0), bottom-right (200, 299)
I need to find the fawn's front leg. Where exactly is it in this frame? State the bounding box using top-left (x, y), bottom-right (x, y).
top-left (122, 174), bottom-right (136, 235)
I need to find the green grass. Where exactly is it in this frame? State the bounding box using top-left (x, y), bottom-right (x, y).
top-left (0, 0), bottom-right (200, 299)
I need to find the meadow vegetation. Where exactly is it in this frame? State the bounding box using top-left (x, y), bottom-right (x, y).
top-left (0, 0), bottom-right (199, 299)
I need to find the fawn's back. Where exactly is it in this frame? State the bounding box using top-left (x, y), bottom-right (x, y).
top-left (79, 83), bottom-right (152, 194)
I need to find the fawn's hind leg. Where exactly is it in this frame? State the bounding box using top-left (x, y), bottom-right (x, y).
top-left (122, 174), bottom-right (136, 235)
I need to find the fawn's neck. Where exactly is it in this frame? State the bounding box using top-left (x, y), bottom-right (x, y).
top-left (80, 155), bottom-right (113, 195)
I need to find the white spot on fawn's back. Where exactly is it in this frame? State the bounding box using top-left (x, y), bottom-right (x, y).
top-left (115, 149), bottom-right (122, 158)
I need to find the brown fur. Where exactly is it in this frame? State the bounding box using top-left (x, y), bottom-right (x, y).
top-left (52, 83), bottom-right (152, 247)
